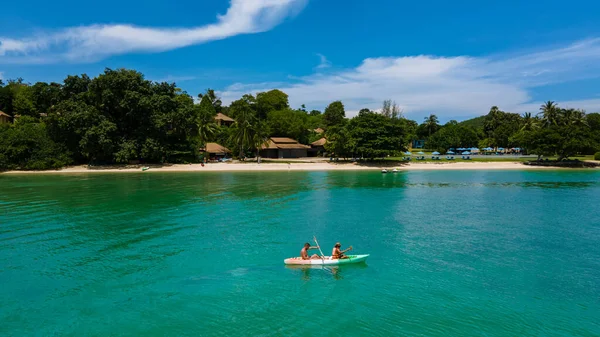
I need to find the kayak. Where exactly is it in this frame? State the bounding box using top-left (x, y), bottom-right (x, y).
top-left (284, 254), bottom-right (369, 265)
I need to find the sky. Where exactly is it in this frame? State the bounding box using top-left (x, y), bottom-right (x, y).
top-left (1, 0), bottom-right (600, 121)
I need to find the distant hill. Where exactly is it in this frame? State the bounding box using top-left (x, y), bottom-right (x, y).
top-left (458, 116), bottom-right (485, 130)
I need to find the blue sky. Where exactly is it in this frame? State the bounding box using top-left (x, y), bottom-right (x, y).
top-left (1, 0), bottom-right (600, 121)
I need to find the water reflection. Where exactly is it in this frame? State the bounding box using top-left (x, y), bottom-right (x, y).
top-left (285, 263), bottom-right (369, 280)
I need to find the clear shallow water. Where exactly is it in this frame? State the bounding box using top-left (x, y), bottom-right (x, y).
top-left (1, 170), bottom-right (599, 336)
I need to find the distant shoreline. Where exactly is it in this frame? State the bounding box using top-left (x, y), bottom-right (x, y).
top-left (3, 161), bottom-right (598, 175)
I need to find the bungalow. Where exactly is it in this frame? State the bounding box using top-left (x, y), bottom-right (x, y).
top-left (0, 111), bottom-right (11, 124)
top-left (215, 113), bottom-right (235, 127)
top-left (260, 137), bottom-right (310, 158)
top-left (200, 142), bottom-right (231, 161)
top-left (309, 137), bottom-right (327, 157)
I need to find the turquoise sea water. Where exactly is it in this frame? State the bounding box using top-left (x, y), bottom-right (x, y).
top-left (1, 170), bottom-right (600, 336)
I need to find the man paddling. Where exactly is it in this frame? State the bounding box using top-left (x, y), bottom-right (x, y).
top-left (301, 243), bottom-right (321, 260)
top-left (332, 242), bottom-right (352, 259)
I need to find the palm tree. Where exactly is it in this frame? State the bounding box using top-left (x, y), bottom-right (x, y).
top-left (562, 108), bottom-right (588, 127)
top-left (520, 112), bottom-right (538, 131)
top-left (539, 101), bottom-right (559, 127)
top-left (251, 121), bottom-right (270, 162)
top-left (197, 95), bottom-right (218, 149)
top-left (423, 114), bottom-right (439, 137)
top-left (229, 105), bottom-right (255, 160)
top-left (197, 112), bottom-right (217, 148)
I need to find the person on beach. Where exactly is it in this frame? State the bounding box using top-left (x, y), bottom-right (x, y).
top-left (332, 242), bottom-right (352, 259)
top-left (301, 243), bottom-right (321, 260)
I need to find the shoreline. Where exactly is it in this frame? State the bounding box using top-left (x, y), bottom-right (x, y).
top-left (3, 161), bottom-right (598, 174)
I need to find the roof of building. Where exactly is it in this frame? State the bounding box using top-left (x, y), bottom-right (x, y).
top-left (0, 111), bottom-right (10, 117)
top-left (262, 137), bottom-right (310, 150)
top-left (201, 142), bottom-right (231, 154)
top-left (214, 113), bottom-right (234, 122)
top-left (311, 137), bottom-right (327, 146)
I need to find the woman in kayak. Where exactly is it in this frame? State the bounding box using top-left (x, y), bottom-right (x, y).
top-left (332, 242), bottom-right (352, 259)
top-left (301, 243), bottom-right (321, 260)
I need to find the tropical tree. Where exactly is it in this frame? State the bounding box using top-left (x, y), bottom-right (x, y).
top-left (539, 101), bottom-right (559, 127)
top-left (520, 112), bottom-right (538, 131)
top-left (256, 89), bottom-right (289, 120)
top-left (423, 114), bottom-right (439, 137)
top-left (251, 121), bottom-right (270, 162)
top-left (197, 89), bottom-right (222, 113)
top-left (229, 95), bottom-right (257, 159)
top-left (346, 110), bottom-right (408, 159)
top-left (323, 101), bottom-right (346, 128)
top-left (324, 125), bottom-right (354, 159)
top-left (561, 108), bottom-right (587, 127)
top-left (197, 94), bottom-right (218, 151)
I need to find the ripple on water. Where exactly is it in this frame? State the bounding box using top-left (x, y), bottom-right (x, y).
top-left (1, 171), bottom-right (600, 336)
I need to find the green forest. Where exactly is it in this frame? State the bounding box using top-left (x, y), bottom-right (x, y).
top-left (1, 68), bottom-right (599, 170)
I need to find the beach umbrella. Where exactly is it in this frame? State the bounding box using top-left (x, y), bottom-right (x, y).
top-left (447, 151), bottom-right (455, 154)
top-left (404, 151), bottom-right (412, 155)
top-left (470, 147), bottom-right (479, 151)
top-left (457, 147), bottom-right (465, 151)
top-left (418, 151), bottom-right (425, 155)
top-left (449, 148), bottom-right (455, 151)
top-left (462, 151), bottom-right (471, 155)
top-left (498, 147), bottom-right (504, 151)
top-left (432, 151), bottom-right (440, 155)
top-left (514, 147), bottom-right (521, 151)
top-left (484, 147), bottom-right (493, 151)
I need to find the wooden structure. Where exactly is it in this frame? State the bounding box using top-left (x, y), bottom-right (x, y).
top-left (309, 137), bottom-right (327, 157)
top-left (214, 113), bottom-right (235, 127)
top-left (0, 111), bottom-right (11, 124)
top-left (200, 142), bottom-right (231, 160)
top-left (260, 137), bottom-right (310, 158)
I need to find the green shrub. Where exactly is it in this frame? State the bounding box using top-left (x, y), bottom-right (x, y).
top-left (0, 119), bottom-right (73, 170)
top-left (595, 152), bottom-right (600, 160)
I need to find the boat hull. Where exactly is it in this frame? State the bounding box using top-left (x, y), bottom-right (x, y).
top-left (284, 254), bottom-right (369, 265)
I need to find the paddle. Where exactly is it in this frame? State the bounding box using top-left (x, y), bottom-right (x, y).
top-left (313, 236), bottom-right (333, 274)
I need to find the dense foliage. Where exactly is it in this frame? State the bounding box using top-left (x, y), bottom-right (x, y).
top-left (322, 108), bottom-right (412, 159)
top-left (0, 70), bottom-right (599, 170)
top-left (419, 104), bottom-right (599, 159)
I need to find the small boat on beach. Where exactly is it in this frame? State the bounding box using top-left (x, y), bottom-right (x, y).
top-left (284, 254), bottom-right (369, 265)
top-left (392, 168), bottom-right (398, 173)
top-left (381, 169), bottom-right (388, 173)
top-left (142, 166), bottom-right (150, 171)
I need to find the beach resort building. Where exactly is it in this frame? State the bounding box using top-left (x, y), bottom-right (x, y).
top-left (200, 142), bottom-right (231, 160)
top-left (0, 111), bottom-right (11, 124)
top-left (214, 113), bottom-right (235, 127)
top-left (309, 137), bottom-right (327, 156)
top-left (260, 137), bottom-right (310, 158)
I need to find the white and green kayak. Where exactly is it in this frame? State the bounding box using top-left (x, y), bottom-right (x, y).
top-left (284, 254), bottom-right (369, 265)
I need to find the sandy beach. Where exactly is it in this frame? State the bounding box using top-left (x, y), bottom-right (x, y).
top-left (3, 161), bottom-right (593, 174)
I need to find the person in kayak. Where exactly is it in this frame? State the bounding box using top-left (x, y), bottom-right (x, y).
top-left (301, 243), bottom-right (321, 260)
top-left (332, 242), bottom-right (352, 259)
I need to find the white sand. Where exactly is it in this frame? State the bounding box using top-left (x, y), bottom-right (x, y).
top-left (2, 161), bottom-right (580, 174)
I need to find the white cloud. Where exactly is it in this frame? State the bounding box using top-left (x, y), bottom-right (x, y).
top-left (315, 53), bottom-right (331, 69)
top-left (0, 0), bottom-right (307, 64)
top-left (516, 98), bottom-right (600, 114)
top-left (219, 38), bottom-right (600, 119)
